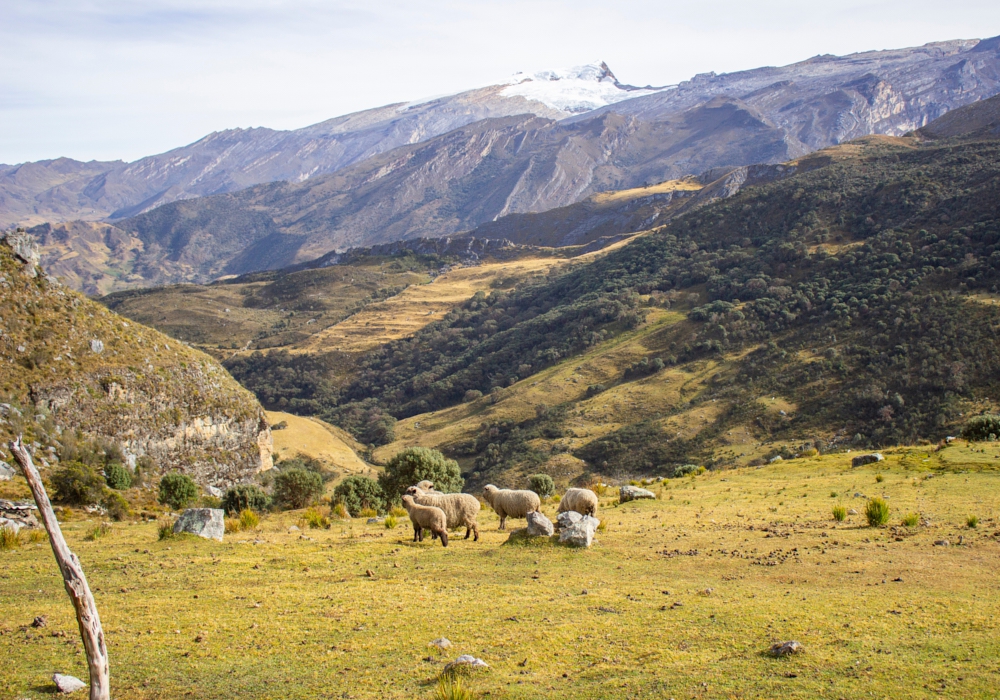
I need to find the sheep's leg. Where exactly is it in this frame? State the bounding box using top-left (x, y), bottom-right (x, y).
top-left (412, 523), bottom-right (421, 542)
top-left (498, 514), bottom-right (506, 530)
top-left (472, 524), bottom-right (479, 542)
top-left (464, 525), bottom-right (471, 539)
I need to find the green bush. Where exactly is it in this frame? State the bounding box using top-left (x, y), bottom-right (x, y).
top-left (902, 512), bottom-right (920, 527)
top-left (51, 461), bottom-right (106, 505)
top-left (102, 491), bottom-right (131, 521)
top-left (239, 508), bottom-right (260, 531)
top-left (104, 462), bottom-right (132, 490)
top-left (221, 484), bottom-right (270, 514)
top-left (275, 453), bottom-right (337, 483)
top-left (378, 447), bottom-right (463, 500)
top-left (865, 497), bottom-right (890, 527)
top-left (158, 473), bottom-right (198, 511)
top-left (832, 505), bottom-right (847, 522)
top-left (334, 475), bottom-right (386, 517)
top-left (967, 515), bottom-right (979, 529)
top-left (302, 507), bottom-right (329, 529)
top-left (962, 414), bottom-right (1000, 441)
top-left (528, 474), bottom-right (555, 498)
top-left (273, 468), bottom-right (323, 510)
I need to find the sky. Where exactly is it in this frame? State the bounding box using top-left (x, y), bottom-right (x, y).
top-left (2, 0), bottom-right (999, 164)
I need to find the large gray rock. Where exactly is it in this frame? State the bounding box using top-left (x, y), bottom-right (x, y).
top-left (173, 508), bottom-right (224, 541)
top-left (53, 673), bottom-right (86, 693)
top-left (1, 229), bottom-right (40, 275)
top-left (851, 453), bottom-right (884, 467)
top-left (559, 515), bottom-right (600, 548)
top-left (525, 510), bottom-right (554, 537)
top-left (556, 510), bottom-right (583, 530)
top-left (619, 485), bottom-right (656, 503)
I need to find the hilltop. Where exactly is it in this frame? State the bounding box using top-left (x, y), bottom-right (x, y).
top-left (0, 231), bottom-right (272, 488)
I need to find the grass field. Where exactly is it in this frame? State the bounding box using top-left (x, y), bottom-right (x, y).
top-left (3, 448), bottom-right (999, 699)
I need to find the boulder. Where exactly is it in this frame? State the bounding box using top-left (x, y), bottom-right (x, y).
top-left (53, 673), bottom-right (86, 693)
top-left (2, 229), bottom-right (41, 274)
top-left (525, 510), bottom-right (554, 537)
top-left (851, 453), bottom-right (884, 467)
top-left (559, 515), bottom-right (600, 548)
top-left (205, 485), bottom-right (223, 499)
top-left (556, 511), bottom-right (583, 530)
top-left (0, 499), bottom-right (39, 530)
top-left (443, 654), bottom-right (489, 672)
top-left (619, 485), bottom-right (656, 503)
top-left (173, 508), bottom-right (224, 541)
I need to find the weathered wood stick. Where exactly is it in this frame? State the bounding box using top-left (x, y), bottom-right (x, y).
top-left (10, 436), bottom-right (110, 700)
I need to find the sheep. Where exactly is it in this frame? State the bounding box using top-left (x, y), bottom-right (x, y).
top-left (415, 480), bottom-right (443, 494)
top-left (405, 486), bottom-right (480, 541)
top-left (481, 485), bottom-right (540, 530)
top-left (401, 495), bottom-right (448, 547)
top-left (557, 488), bottom-right (599, 517)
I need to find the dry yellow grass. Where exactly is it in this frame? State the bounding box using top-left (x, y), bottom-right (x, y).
top-left (588, 177), bottom-right (702, 204)
top-left (2, 450), bottom-right (999, 698)
top-left (266, 411), bottom-right (373, 481)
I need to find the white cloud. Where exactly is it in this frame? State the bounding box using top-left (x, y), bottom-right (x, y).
top-left (1, 0), bottom-right (998, 163)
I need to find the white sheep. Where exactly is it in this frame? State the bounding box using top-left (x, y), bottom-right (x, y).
top-left (415, 480), bottom-right (443, 494)
top-left (405, 486), bottom-right (480, 541)
top-left (557, 488), bottom-right (599, 517)
top-left (401, 495), bottom-right (449, 547)
top-left (481, 485), bottom-right (540, 530)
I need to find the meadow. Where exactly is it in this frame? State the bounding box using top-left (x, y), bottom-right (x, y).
top-left (2, 446), bottom-right (999, 699)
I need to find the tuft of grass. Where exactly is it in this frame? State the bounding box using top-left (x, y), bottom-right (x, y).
top-left (224, 517), bottom-right (240, 534)
top-left (331, 502), bottom-right (350, 520)
top-left (966, 515), bottom-right (979, 529)
top-left (435, 675), bottom-right (479, 700)
top-left (865, 497), bottom-right (891, 527)
top-left (596, 520), bottom-right (606, 532)
top-left (84, 522), bottom-right (112, 541)
top-left (25, 529), bottom-right (47, 544)
top-left (358, 506), bottom-right (378, 519)
top-left (158, 521), bottom-right (176, 541)
top-left (384, 515), bottom-right (398, 529)
top-left (239, 508), bottom-right (260, 531)
top-left (302, 508), bottom-right (330, 529)
top-left (388, 505), bottom-right (407, 518)
top-left (0, 526), bottom-right (20, 550)
top-left (832, 505), bottom-right (847, 522)
top-left (830, 491), bottom-right (839, 498)
top-left (875, 473), bottom-right (885, 483)
top-left (902, 512), bottom-right (920, 527)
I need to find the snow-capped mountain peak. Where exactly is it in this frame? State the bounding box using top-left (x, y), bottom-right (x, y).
top-left (500, 61), bottom-right (661, 114)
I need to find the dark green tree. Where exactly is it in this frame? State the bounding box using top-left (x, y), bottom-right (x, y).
top-left (333, 476), bottom-right (386, 516)
top-left (158, 473), bottom-right (198, 510)
top-left (273, 468), bottom-right (323, 510)
top-left (378, 447), bottom-right (463, 500)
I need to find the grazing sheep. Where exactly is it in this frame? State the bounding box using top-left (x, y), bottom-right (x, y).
top-left (481, 485), bottom-right (541, 530)
top-left (401, 495), bottom-right (448, 547)
top-left (415, 480), bottom-right (443, 494)
top-left (405, 486), bottom-right (480, 541)
top-left (557, 488), bottom-right (599, 517)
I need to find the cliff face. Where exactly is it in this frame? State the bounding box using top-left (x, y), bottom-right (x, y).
top-left (0, 230), bottom-right (272, 489)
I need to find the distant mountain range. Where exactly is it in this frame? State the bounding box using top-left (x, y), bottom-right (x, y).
top-left (8, 36), bottom-right (1000, 291)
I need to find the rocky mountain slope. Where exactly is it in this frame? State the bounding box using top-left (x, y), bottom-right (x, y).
top-left (22, 37), bottom-right (1000, 290)
top-left (220, 100), bottom-right (1000, 487)
top-left (0, 230), bottom-right (272, 488)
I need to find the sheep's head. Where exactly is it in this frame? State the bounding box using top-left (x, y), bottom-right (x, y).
top-left (416, 480), bottom-right (435, 491)
top-left (405, 486), bottom-right (424, 497)
top-left (402, 495), bottom-right (415, 507)
top-left (482, 484), bottom-right (498, 504)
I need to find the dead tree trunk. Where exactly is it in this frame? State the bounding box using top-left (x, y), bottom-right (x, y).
top-left (10, 437), bottom-right (110, 700)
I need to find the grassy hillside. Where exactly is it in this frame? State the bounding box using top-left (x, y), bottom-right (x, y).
top-left (2, 449), bottom-right (999, 698)
top-left (0, 231), bottom-right (271, 486)
top-left (224, 128), bottom-right (1000, 487)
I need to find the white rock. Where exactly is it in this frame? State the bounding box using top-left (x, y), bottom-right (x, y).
top-left (173, 508), bottom-right (225, 541)
top-left (53, 673), bottom-right (86, 693)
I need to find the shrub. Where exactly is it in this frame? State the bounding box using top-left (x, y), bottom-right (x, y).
top-left (389, 505), bottom-right (407, 518)
top-left (0, 526), bottom-right (19, 551)
top-left (962, 414), bottom-right (1000, 441)
top-left (378, 447), bottom-right (463, 501)
top-left (331, 502), bottom-right (350, 520)
top-left (104, 462), bottom-right (132, 490)
top-left (865, 497), bottom-right (890, 527)
top-left (384, 515), bottom-right (398, 529)
top-left (589, 482), bottom-right (607, 497)
top-left (157, 521), bottom-right (175, 540)
top-left (25, 529), bottom-right (46, 544)
top-left (273, 468), bottom-right (323, 510)
top-left (276, 453), bottom-right (337, 483)
top-left (333, 475), bottom-right (386, 517)
top-left (463, 390), bottom-right (483, 403)
top-left (102, 491), bottom-right (131, 521)
top-left (224, 517), bottom-right (240, 534)
top-left (673, 464), bottom-right (698, 478)
top-left (51, 461), bottom-right (105, 505)
top-left (302, 508), bottom-right (329, 529)
top-left (832, 505), bottom-right (847, 522)
top-left (585, 384), bottom-right (605, 397)
top-left (358, 506), bottom-right (379, 519)
top-left (239, 508), bottom-right (260, 531)
top-left (875, 473), bottom-right (884, 483)
top-left (222, 484), bottom-right (270, 514)
top-left (528, 474), bottom-right (555, 498)
top-left (158, 473), bottom-right (198, 510)
top-left (967, 515), bottom-right (979, 529)
top-left (902, 512), bottom-right (920, 527)
top-left (84, 522), bottom-right (112, 541)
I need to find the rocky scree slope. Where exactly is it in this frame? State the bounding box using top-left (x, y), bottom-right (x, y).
top-left (0, 230), bottom-right (272, 487)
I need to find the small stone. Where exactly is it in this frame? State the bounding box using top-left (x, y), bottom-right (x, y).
top-left (770, 640), bottom-right (803, 656)
top-left (848, 509), bottom-right (859, 515)
top-left (89, 339), bottom-right (104, 354)
top-left (365, 569), bottom-right (375, 577)
top-left (288, 525), bottom-right (300, 532)
top-left (443, 654), bottom-right (489, 672)
top-left (934, 539), bottom-right (950, 547)
top-left (429, 637), bottom-right (452, 651)
top-left (53, 673), bottom-right (86, 693)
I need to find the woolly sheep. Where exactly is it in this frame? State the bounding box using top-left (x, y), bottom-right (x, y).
top-left (557, 488), bottom-right (599, 517)
top-left (401, 495), bottom-right (449, 547)
top-left (481, 485), bottom-right (540, 530)
top-left (405, 486), bottom-right (480, 541)
top-left (415, 480), bottom-right (443, 494)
